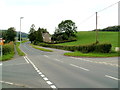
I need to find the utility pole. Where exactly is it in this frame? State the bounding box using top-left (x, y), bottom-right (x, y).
top-left (95, 12), bottom-right (99, 43)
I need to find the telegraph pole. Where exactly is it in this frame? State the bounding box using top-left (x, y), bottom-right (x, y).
top-left (95, 12), bottom-right (99, 43)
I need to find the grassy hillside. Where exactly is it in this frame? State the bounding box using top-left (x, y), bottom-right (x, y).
top-left (57, 31), bottom-right (119, 51)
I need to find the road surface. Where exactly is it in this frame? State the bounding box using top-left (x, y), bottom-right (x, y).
top-left (1, 42), bottom-right (119, 89)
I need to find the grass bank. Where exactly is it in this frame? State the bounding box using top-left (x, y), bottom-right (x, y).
top-left (64, 51), bottom-right (119, 57)
top-left (15, 42), bottom-right (25, 56)
top-left (57, 31), bottom-right (119, 51)
top-left (30, 44), bottom-right (53, 52)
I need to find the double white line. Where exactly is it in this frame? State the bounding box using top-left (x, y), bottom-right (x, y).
top-left (24, 56), bottom-right (30, 64)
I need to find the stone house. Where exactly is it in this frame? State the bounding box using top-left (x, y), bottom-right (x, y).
top-left (42, 33), bottom-right (51, 42)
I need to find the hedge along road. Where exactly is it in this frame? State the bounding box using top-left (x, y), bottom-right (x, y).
top-left (1, 42), bottom-right (119, 88)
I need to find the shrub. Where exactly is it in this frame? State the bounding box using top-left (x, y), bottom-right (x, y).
top-left (3, 42), bottom-right (14, 55)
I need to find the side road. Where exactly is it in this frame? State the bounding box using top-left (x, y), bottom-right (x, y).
top-left (31, 43), bottom-right (119, 67)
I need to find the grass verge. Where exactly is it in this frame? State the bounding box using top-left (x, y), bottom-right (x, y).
top-left (15, 42), bottom-right (25, 56)
top-left (64, 51), bottom-right (119, 57)
top-left (31, 44), bottom-right (53, 52)
top-left (1, 52), bottom-right (14, 61)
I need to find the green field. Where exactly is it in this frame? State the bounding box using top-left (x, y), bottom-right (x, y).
top-left (57, 31), bottom-right (119, 51)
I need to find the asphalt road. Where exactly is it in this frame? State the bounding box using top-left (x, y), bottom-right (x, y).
top-left (1, 42), bottom-right (119, 89)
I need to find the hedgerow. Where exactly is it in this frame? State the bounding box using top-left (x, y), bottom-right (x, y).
top-left (37, 43), bottom-right (112, 53)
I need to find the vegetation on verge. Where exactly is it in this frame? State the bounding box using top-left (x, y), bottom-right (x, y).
top-left (30, 44), bottom-right (53, 52)
top-left (38, 43), bottom-right (112, 53)
top-left (15, 42), bottom-right (25, 56)
top-left (1, 42), bottom-right (14, 61)
top-left (64, 51), bottom-right (119, 57)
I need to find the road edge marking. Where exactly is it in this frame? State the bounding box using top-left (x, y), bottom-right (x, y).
top-left (105, 75), bottom-right (119, 81)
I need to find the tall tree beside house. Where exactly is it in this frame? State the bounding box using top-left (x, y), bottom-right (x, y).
top-left (28, 24), bottom-right (36, 43)
top-left (52, 20), bottom-right (77, 42)
top-left (40, 28), bottom-right (48, 33)
top-left (58, 20), bottom-right (77, 37)
top-left (5, 27), bottom-right (16, 43)
top-left (35, 27), bottom-right (43, 43)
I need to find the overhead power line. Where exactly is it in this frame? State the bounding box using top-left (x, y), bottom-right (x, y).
top-left (79, 1), bottom-right (119, 25)
top-left (98, 1), bottom-right (119, 12)
top-left (79, 13), bottom-right (95, 25)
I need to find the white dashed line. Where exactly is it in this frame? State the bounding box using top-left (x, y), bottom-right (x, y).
top-left (41, 75), bottom-right (45, 77)
top-left (51, 85), bottom-right (57, 89)
top-left (25, 56), bottom-right (57, 89)
top-left (105, 75), bottom-right (119, 81)
top-left (44, 55), bottom-right (49, 58)
top-left (36, 70), bottom-right (40, 73)
top-left (55, 59), bottom-right (63, 63)
top-left (46, 81), bottom-right (53, 85)
top-left (38, 72), bottom-right (42, 75)
top-left (43, 77), bottom-right (48, 81)
top-left (69, 57), bottom-right (118, 67)
top-left (70, 64), bottom-right (89, 71)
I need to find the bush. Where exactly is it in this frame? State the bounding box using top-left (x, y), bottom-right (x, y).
top-left (38, 43), bottom-right (112, 53)
top-left (3, 42), bottom-right (14, 55)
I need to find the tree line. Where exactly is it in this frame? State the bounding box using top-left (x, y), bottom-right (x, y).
top-left (1, 27), bottom-right (16, 43)
top-left (28, 20), bottom-right (78, 44)
top-left (28, 24), bottom-right (48, 44)
top-left (93, 25), bottom-right (120, 32)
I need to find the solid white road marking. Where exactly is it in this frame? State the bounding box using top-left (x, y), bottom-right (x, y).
top-left (0, 63), bottom-right (2, 66)
top-left (70, 64), bottom-right (89, 71)
top-left (105, 75), bottom-right (119, 81)
top-left (24, 56), bottom-right (29, 63)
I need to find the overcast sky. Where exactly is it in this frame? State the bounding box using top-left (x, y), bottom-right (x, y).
top-left (0, 0), bottom-right (119, 34)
